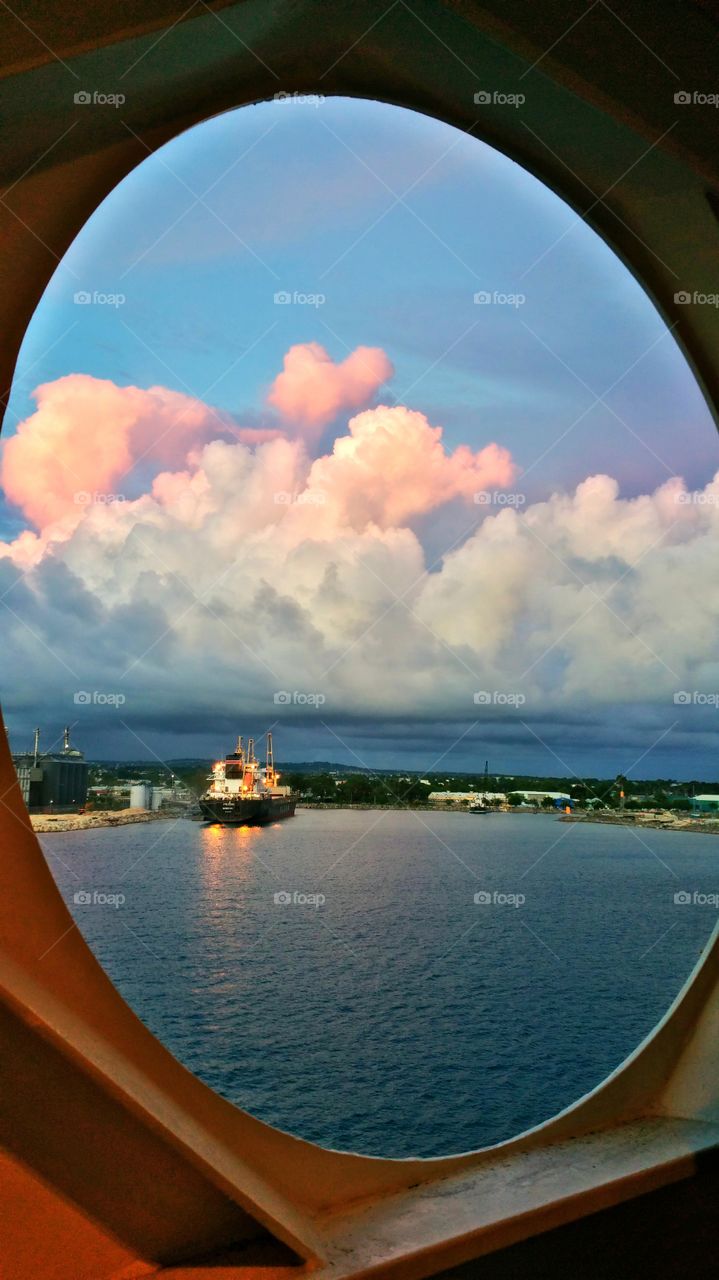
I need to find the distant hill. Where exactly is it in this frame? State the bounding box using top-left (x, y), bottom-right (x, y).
top-left (86, 758), bottom-right (713, 791)
top-left (92, 757), bottom-right (414, 775)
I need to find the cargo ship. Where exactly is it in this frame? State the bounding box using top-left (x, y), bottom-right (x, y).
top-left (199, 732), bottom-right (297, 825)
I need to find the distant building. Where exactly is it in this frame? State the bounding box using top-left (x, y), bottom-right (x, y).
top-left (129, 782), bottom-right (152, 810)
top-left (690, 794), bottom-right (719, 814)
top-left (429, 791), bottom-right (507, 804)
top-left (12, 726), bottom-right (89, 812)
top-left (515, 790), bottom-right (571, 804)
top-left (429, 788), bottom-right (572, 807)
top-left (149, 784), bottom-right (194, 809)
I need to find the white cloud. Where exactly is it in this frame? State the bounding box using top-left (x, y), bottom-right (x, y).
top-left (2, 364), bottom-right (719, 751)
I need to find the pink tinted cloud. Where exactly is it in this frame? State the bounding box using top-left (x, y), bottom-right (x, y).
top-left (2, 345), bottom-right (389, 532)
top-left (305, 405), bottom-right (517, 529)
top-left (266, 341), bottom-right (393, 439)
top-left (225, 425), bottom-right (284, 446)
top-left (1, 360), bottom-right (513, 549)
top-left (1, 374), bottom-right (250, 529)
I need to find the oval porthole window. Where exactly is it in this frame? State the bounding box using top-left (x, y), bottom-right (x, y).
top-left (2, 97), bottom-right (718, 1157)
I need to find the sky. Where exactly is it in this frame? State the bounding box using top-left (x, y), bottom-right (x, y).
top-left (1, 96), bottom-right (719, 778)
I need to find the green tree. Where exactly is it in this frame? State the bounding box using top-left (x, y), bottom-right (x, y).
top-left (400, 779), bottom-right (432, 806)
top-left (343, 776), bottom-right (375, 803)
top-left (307, 773), bottom-right (337, 801)
top-left (174, 764), bottom-right (211, 798)
top-left (283, 771), bottom-right (309, 794)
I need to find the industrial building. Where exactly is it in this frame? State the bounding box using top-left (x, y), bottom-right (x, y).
top-left (12, 727), bottom-right (89, 812)
top-left (128, 782), bottom-right (194, 810)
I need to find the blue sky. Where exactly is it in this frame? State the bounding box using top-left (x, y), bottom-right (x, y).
top-left (2, 98), bottom-right (718, 775)
top-left (6, 98), bottom-right (715, 501)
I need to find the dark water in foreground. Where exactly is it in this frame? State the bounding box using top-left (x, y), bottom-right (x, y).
top-left (42, 809), bottom-right (718, 1157)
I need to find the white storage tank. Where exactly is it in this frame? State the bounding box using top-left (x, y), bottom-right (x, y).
top-left (150, 787), bottom-right (165, 811)
top-left (129, 783), bottom-right (151, 810)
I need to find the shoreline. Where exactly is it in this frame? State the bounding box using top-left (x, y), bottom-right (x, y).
top-left (295, 802), bottom-right (545, 813)
top-left (559, 812), bottom-right (719, 835)
top-left (31, 808), bottom-right (177, 834)
top-left (31, 804), bottom-right (719, 836)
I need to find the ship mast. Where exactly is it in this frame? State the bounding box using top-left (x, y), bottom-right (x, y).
top-left (266, 731), bottom-right (275, 787)
top-left (235, 735), bottom-right (244, 761)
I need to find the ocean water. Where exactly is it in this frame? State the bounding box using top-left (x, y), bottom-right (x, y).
top-left (42, 809), bottom-right (718, 1157)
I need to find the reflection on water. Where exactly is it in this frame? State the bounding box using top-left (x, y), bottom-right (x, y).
top-left (43, 810), bottom-right (718, 1157)
top-left (197, 822), bottom-right (261, 889)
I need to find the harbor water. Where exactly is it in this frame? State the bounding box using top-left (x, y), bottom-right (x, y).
top-left (42, 809), bottom-right (718, 1157)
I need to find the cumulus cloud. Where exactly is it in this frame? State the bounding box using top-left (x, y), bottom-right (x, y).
top-left (0, 373), bottom-right (275, 532)
top-left (267, 341), bottom-right (393, 439)
top-left (1, 341), bottom-right (393, 539)
top-left (414, 472), bottom-right (714, 696)
top-left (305, 405), bottom-right (515, 529)
top-left (2, 350), bottom-right (718, 760)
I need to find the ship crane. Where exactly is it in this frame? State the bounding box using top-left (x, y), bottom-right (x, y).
top-left (243, 738), bottom-right (256, 794)
top-left (266, 731), bottom-right (276, 788)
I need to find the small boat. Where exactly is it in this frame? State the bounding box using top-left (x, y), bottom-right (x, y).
top-left (199, 732), bottom-right (297, 826)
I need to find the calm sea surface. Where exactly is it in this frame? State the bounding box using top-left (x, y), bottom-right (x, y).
top-left (42, 809), bottom-right (718, 1157)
